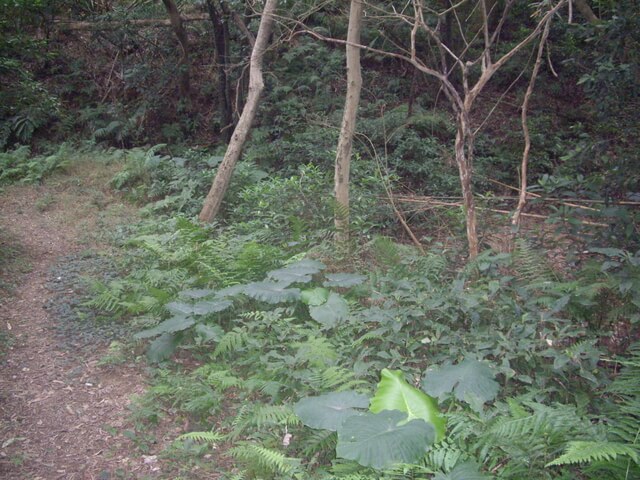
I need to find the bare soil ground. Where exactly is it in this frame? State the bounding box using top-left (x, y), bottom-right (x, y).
top-left (0, 165), bottom-right (165, 479)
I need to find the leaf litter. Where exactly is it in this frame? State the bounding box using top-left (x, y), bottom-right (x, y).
top-left (0, 180), bottom-right (190, 479)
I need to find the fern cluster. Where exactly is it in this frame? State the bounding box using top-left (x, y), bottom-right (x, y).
top-left (85, 166), bottom-right (640, 480)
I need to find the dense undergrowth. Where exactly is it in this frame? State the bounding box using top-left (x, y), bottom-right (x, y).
top-left (96, 184), bottom-right (640, 478)
top-left (1, 140), bottom-right (639, 479)
top-left (2, 1), bottom-right (639, 478)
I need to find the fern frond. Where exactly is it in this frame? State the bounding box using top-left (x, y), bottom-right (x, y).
top-left (252, 404), bottom-right (300, 429)
top-left (308, 366), bottom-right (367, 392)
top-left (230, 403), bottom-right (300, 441)
top-left (371, 236), bottom-right (401, 268)
top-left (85, 280), bottom-right (126, 313)
top-left (487, 412), bottom-right (547, 439)
top-left (546, 441), bottom-right (639, 467)
top-left (512, 238), bottom-right (555, 283)
top-left (293, 336), bottom-right (338, 368)
top-left (301, 429), bottom-right (337, 457)
top-left (424, 439), bottom-right (467, 472)
top-left (609, 398), bottom-right (640, 445)
top-left (226, 473), bottom-right (247, 480)
top-left (177, 431), bottom-right (224, 445)
top-left (231, 404), bottom-right (251, 434)
top-left (214, 328), bottom-right (248, 358)
top-left (229, 444), bottom-right (298, 476)
top-left (206, 369), bottom-right (243, 391)
top-left (608, 343), bottom-right (640, 398)
top-left (353, 330), bottom-right (383, 347)
top-left (414, 252), bottom-right (447, 282)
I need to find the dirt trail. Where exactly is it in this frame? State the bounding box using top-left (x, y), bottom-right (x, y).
top-left (0, 177), bottom-right (156, 479)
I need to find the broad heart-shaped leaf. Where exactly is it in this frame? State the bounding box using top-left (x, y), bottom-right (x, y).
top-left (323, 273), bottom-right (367, 288)
top-left (309, 291), bottom-right (349, 329)
top-left (166, 299), bottom-right (232, 316)
top-left (147, 333), bottom-right (178, 363)
top-left (179, 288), bottom-right (216, 299)
top-left (267, 259), bottom-right (326, 284)
top-left (166, 301), bottom-right (196, 315)
top-left (191, 299), bottom-right (233, 315)
top-left (134, 315), bottom-right (195, 339)
top-left (300, 287), bottom-right (330, 306)
top-left (422, 359), bottom-right (499, 412)
top-left (215, 284), bottom-right (246, 298)
top-left (294, 391), bottom-right (369, 431)
top-left (243, 281), bottom-right (300, 304)
top-left (194, 323), bottom-right (224, 343)
top-left (370, 369), bottom-right (445, 442)
top-left (336, 410), bottom-right (435, 470)
top-left (433, 461), bottom-right (489, 480)
top-left (294, 259), bottom-right (326, 270)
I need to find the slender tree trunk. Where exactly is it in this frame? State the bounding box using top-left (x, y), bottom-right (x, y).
top-left (407, 67), bottom-right (419, 117)
top-left (198, 0), bottom-right (278, 223)
top-left (334, 0), bottom-right (364, 244)
top-left (207, 0), bottom-right (233, 141)
top-left (455, 113), bottom-right (479, 259)
top-left (162, 0), bottom-right (191, 98)
top-left (512, 20), bottom-right (552, 233)
top-left (574, 0), bottom-right (599, 23)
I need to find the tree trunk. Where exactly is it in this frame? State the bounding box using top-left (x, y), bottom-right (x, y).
top-left (574, 0), bottom-right (599, 23)
top-left (512, 20), bottom-right (552, 233)
top-left (207, 0), bottom-right (233, 141)
top-left (161, 0), bottom-right (191, 98)
top-left (198, 0), bottom-right (278, 223)
top-left (334, 0), bottom-right (364, 244)
top-left (455, 114), bottom-right (479, 259)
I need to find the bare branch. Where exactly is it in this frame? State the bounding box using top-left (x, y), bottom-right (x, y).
top-left (512, 18), bottom-right (553, 230)
top-left (290, 22), bottom-right (464, 111)
top-left (467, 1), bottom-right (567, 107)
top-left (489, 0), bottom-right (515, 45)
top-left (480, 0), bottom-right (492, 67)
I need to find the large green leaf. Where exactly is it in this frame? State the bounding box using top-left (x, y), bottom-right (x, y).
top-left (244, 281), bottom-right (300, 303)
top-left (433, 461), bottom-right (490, 480)
top-left (323, 273), bottom-right (367, 287)
top-left (370, 369), bottom-right (445, 442)
top-left (147, 333), bottom-right (179, 363)
top-left (134, 315), bottom-right (195, 339)
top-left (194, 323), bottom-right (224, 343)
top-left (165, 299), bottom-right (232, 316)
top-left (294, 259), bottom-right (326, 270)
top-left (300, 287), bottom-right (330, 306)
top-left (336, 410), bottom-right (435, 469)
top-left (179, 288), bottom-right (216, 299)
top-left (166, 301), bottom-right (196, 315)
top-left (191, 299), bottom-right (233, 315)
top-left (267, 259), bottom-right (325, 284)
top-left (309, 291), bottom-right (349, 328)
top-left (422, 359), bottom-right (499, 411)
top-left (294, 391), bottom-right (369, 431)
top-left (215, 284), bottom-right (246, 298)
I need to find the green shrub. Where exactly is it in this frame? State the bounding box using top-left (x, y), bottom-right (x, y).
top-left (0, 143), bottom-right (70, 185)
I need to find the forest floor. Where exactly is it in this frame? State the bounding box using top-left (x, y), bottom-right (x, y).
top-left (0, 163), bottom-right (175, 479)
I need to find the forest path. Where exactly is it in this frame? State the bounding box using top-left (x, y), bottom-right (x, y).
top-left (0, 164), bottom-right (159, 479)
